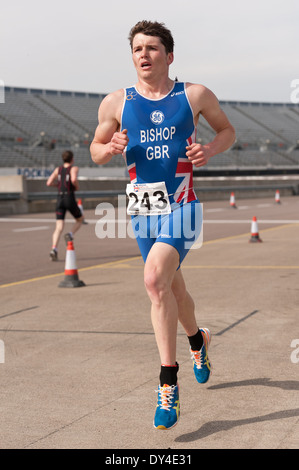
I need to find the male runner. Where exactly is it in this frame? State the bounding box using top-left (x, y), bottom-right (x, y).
top-left (47, 150), bottom-right (83, 260)
top-left (90, 20), bottom-right (235, 429)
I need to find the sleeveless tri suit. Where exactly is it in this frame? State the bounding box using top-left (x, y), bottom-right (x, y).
top-left (55, 165), bottom-right (82, 220)
top-left (121, 81), bottom-right (202, 265)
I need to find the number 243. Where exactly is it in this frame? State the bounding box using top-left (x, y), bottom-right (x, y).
top-left (128, 190), bottom-right (167, 212)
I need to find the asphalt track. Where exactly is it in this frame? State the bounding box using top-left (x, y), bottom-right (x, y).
top-left (0, 195), bottom-right (298, 451)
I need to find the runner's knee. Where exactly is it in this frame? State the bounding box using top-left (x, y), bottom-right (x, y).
top-left (144, 263), bottom-right (171, 304)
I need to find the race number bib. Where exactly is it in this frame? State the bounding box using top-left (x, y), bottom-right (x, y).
top-left (126, 181), bottom-right (171, 216)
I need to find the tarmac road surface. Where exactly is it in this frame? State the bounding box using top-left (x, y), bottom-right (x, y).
top-left (0, 195), bottom-right (298, 451)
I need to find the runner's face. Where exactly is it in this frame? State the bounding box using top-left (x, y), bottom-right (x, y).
top-left (132, 33), bottom-right (173, 78)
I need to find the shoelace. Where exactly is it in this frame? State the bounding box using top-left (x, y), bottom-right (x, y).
top-left (190, 348), bottom-right (205, 369)
top-left (156, 385), bottom-right (176, 411)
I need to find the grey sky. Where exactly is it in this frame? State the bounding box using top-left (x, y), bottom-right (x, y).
top-left (1, 0), bottom-right (298, 102)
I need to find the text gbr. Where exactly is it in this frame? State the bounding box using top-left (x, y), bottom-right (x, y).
top-left (140, 126), bottom-right (176, 160)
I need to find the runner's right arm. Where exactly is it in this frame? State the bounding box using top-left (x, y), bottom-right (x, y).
top-left (90, 90), bottom-right (129, 165)
top-left (46, 167), bottom-right (59, 187)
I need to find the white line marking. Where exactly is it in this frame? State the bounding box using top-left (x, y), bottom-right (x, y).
top-left (205, 208), bottom-right (224, 213)
top-left (0, 218), bottom-right (56, 223)
top-left (0, 218), bottom-right (79, 224)
top-left (1, 218), bottom-right (299, 226)
top-left (203, 220), bottom-right (299, 224)
top-left (12, 226), bottom-right (50, 232)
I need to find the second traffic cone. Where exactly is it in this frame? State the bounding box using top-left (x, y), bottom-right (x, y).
top-left (78, 198), bottom-right (88, 224)
top-left (275, 190), bottom-right (281, 204)
top-left (78, 198), bottom-right (83, 214)
top-left (230, 192), bottom-right (237, 208)
top-left (249, 216), bottom-right (262, 243)
top-left (59, 240), bottom-right (85, 287)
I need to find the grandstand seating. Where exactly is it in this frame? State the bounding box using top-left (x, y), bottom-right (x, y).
top-left (0, 86), bottom-right (299, 171)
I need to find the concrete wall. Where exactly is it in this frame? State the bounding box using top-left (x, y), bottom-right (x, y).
top-left (0, 174), bottom-right (298, 215)
top-left (0, 175), bottom-right (28, 215)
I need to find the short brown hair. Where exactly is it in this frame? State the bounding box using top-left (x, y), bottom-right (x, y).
top-left (61, 150), bottom-right (74, 163)
top-left (128, 20), bottom-right (174, 54)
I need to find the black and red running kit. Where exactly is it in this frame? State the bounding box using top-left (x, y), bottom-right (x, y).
top-left (55, 165), bottom-right (82, 220)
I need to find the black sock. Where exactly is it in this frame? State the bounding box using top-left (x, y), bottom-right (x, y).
top-left (160, 362), bottom-right (179, 386)
top-left (188, 329), bottom-right (203, 351)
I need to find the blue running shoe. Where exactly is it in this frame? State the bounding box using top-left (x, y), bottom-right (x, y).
top-left (190, 328), bottom-right (212, 383)
top-left (153, 384), bottom-right (180, 430)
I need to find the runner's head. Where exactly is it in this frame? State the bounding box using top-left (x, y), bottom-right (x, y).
top-left (128, 20), bottom-right (174, 54)
top-left (62, 150), bottom-right (74, 164)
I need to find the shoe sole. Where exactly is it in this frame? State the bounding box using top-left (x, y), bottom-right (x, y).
top-left (202, 328), bottom-right (212, 373)
top-left (200, 327), bottom-right (211, 348)
top-left (154, 421), bottom-right (179, 430)
top-left (153, 414), bottom-right (180, 430)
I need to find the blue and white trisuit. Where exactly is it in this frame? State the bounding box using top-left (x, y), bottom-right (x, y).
top-left (121, 81), bottom-right (202, 265)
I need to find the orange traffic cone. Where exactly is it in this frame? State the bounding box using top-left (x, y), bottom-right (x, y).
top-left (249, 216), bottom-right (262, 243)
top-left (78, 198), bottom-right (88, 224)
top-left (275, 190), bottom-right (281, 204)
top-left (59, 240), bottom-right (85, 287)
top-left (230, 192), bottom-right (237, 208)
